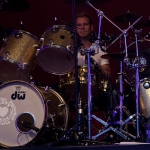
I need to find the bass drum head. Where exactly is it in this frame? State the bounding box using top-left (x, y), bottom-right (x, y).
top-left (0, 81), bottom-right (46, 147)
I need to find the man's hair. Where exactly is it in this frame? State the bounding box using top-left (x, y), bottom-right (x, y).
top-left (76, 12), bottom-right (93, 25)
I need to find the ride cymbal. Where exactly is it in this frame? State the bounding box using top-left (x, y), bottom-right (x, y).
top-left (62, 0), bottom-right (111, 5)
top-left (114, 10), bottom-right (141, 24)
top-left (0, 0), bottom-right (30, 12)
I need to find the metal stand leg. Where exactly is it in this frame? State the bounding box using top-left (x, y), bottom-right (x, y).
top-left (92, 115), bottom-right (130, 140)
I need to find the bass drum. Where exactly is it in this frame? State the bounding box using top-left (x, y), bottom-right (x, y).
top-left (0, 30), bottom-right (41, 83)
top-left (0, 81), bottom-right (68, 147)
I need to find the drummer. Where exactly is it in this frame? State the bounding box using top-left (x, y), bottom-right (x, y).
top-left (76, 12), bottom-right (118, 114)
top-left (76, 12), bottom-right (110, 76)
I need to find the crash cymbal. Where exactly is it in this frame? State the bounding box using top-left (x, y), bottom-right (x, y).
top-left (136, 20), bottom-right (150, 28)
top-left (0, 0), bottom-right (30, 12)
top-left (101, 52), bottom-right (134, 60)
top-left (114, 10), bottom-right (141, 24)
top-left (63, 0), bottom-right (110, 5)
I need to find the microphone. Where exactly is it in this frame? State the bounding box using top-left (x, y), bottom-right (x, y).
top-left (20, 121), bottom-right (40, 132)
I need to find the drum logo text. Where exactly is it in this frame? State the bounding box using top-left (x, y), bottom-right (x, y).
top-left (0, 98), bottom-right (16, 125)
top-left (11, 91), bottom-right (26, 100)
top-left (11, 85), bottom-right (26, 100)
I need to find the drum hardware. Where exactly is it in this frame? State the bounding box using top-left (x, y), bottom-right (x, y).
top-left (86, 0), bottom-right (143, 141)
top-left (104, 15), bottom-right (142, 51)
top-left (123, 29), bottom-right (144, 138)
top-left (91, 58), bottom-right (131, 140)
top-left (19, 121), bottom-right (40, 133)
top-left (102, 50), bottom-right (136, 134)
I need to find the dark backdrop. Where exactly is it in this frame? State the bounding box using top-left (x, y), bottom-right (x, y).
top-left (0, 0), bottom-right (150, 85)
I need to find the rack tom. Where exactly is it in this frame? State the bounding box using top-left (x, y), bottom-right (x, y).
top-left (37, 25), bottom-right (74, 75)
top-left (0, 30), bottom-right (41, 83)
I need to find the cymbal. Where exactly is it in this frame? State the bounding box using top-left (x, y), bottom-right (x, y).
top-left (114, 10), bottom-right (141, 23)
top-left (63, 0), bottom-right (111, 5)
top-left (101, 52), bottom-right (134, 60)
top-left (0, 0), bottom-right (30, 12)
top-left (136, 20), bottom-right (150, 28)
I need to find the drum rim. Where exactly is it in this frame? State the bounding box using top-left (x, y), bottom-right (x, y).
top-left (0, 58), bottom-right (28, 70)
top-left (42, 25), bottom-right (74, 37)
top-left (39, 44), bottom-right (74, 53)
top-left (10, 30), bottom-right (41, 45)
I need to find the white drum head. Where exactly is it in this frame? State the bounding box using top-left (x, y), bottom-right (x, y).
top-left (0, 81), bottom-right (46, 147)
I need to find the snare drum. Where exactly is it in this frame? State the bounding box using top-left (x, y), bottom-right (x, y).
top-left (0, 30), bottom-right (41, 82)
top-left (37, 25), bottom-right (74, 75)
top-left (0, 81), bottom-right (68, 147)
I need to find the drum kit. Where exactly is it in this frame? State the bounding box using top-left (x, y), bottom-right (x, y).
top-left (0, 0), bottom-right (150, 148)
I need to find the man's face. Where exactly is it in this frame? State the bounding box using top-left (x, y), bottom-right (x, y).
top-left (76, 17), bottom-right (93, 39)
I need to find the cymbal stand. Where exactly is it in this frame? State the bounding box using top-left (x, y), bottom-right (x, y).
top-left (80, 48), bottom-right (98, 140)
top-left (124, 29), bottom-right (142, 138)
top-left (86, 0), bottom-right (142, 140)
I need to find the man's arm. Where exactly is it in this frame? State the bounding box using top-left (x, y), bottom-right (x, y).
top-left (100, 64), bottom-right (111, 77)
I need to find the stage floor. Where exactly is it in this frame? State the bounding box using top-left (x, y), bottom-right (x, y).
top-left (1, 142), bottom-right (150, 150)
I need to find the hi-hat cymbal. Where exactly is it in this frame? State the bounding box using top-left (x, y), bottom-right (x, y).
top-left (114, 10), bottom-right (141, 24)
top-left (63, 0), bottom-right (110, 5)
top-left (0, 0), bottom-right (30, 12)
top-left (101, 52), bottom-right (134, 60)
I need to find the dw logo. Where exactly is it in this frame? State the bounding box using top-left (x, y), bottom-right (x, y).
top-left (11, 91), bottom-right (26, 100)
